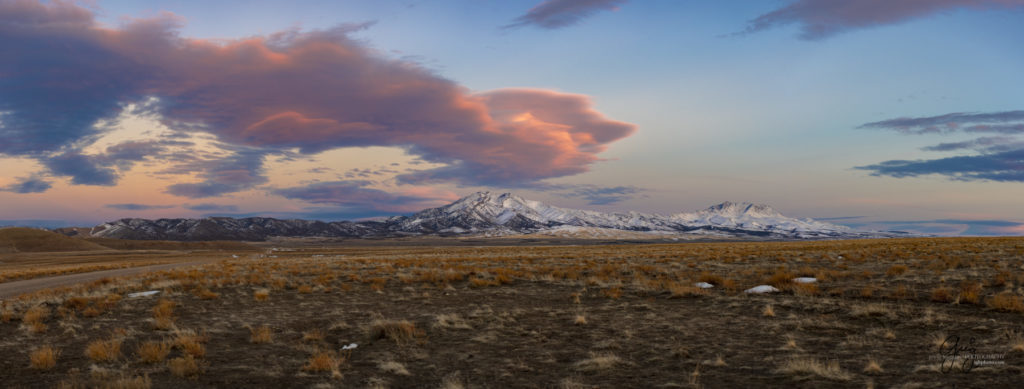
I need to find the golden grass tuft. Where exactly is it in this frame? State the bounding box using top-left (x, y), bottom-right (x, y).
top-left (368, 319), bottom-right (422, 345)
top-left (173, 331), bottom-right (207, 359)
top-left (297, 285), bottom-right (313, 294)
top-left (168, 355), bottom-right (200, 378)
top-left (573, 314), bottom-right (587, 325)
top-left (776, 358), bottom-right (852, 381)
top-left (23, 305), bottom-right (49, 325)
top-left (930, 287), bottom-right (955, 303)
top-left (195, 288), bottom-right (219, 300)
top-left (253, 288), bottom-right (270, 301)
top-left (29, 345), bottom-right (59, 369)
top-left (885, 265), bottom-right (908, 276)
top-left (958, 282), bottom-right (982, 304)
top-left (250, 325), bottom-right (273, 344)
top-left (85, 338), bottom-right (122, 362)
top-left (302, 328), bottom-right (326, 342)
top-left (600, 287), bottom-right (623, 299)
top-left (987, 292), bottom-right (1024, 313)
top-left (303, 351), bottom-right (342, 372)
top-left (863, 359), bottom-right (883, 374)
top-left (762, 304), bottom-right (775, 317)
top-left (152, 299), bottom-right (175, 330)
top-left (135, 341), bottom-right (170, 364)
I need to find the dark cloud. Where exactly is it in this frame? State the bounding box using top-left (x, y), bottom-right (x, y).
top-left (43, 152), bottom-right (119, 186)
top-left (105, 203), bottom-right (174, 210)
top-left (2, 176), bottom-right (52, 193)
top-left (563, 185), bottom-right (642, 205)
top-left (856, 149), bottom-right (1024, 182)
top-left (273, 180), bottom-right (454, 213)
top-left (0, 1), bottom-right (636, 192)
top-left (185, 203), bottom-right (239, 212)
top-left (504, 0), bottom-right (626, 29)
top-left (165, 149), bottom-right (269, 198)
top-left (741, 0), bottom-right (1024, 40)
top-left (859, 110), bottom-right (1024, 135)
top-left (856, 110), bottom-right (1024, 183)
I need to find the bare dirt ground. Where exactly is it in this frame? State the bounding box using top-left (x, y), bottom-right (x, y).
top-left (1, 238), bottom-right (1023, 388)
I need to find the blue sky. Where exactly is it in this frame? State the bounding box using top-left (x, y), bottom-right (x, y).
top-left (2, 0), bottom-right (1024, 235)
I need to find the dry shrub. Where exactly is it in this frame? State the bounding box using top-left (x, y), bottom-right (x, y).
top-left (95, 375), bottom-right (152, 389)
top-left (469, 277), bottom-right (498, 288)
top-left (766, 269), bottom-right (795, 288)
top-left (82, 307), bottom-right (102, 318)
top-left (303, 329), bottom-right (326, 342)
top-left (697, 272), bottom-right (725, 286)
top-left (152, 299), bottom-right (175, 330)
top-left (303, 350), bottom-right (342, 372)
top-left (958, 282), bottom-right (982, 304)
top-left (29, 345), bottom-right (58, 369)
top-left (168, 355), bottom-right (200, 378)
top-left (297, 285), bottom-right (313, 294)
top-left (930, 287), bottom-right (955, 303)
top-left (792, 282), bottom-right (820, 296)
top-left (859, 286), bottom-right (876, 298)
top-left (863, 359), bottom-right (883, 374)
top-left (573, 314), bottom-right (587, 325)
top-left (23, 305), bottom-right (49, 324)
top-left (776, 358), bottom-right (852, 381)
top-left (136, 341), bottom-right (170, 364)
top-left (195, 288), bottom-right (219, 300)
top-left (85, 338), bottom-right (122, 362)
top-left (668, 283), bottom-right (706, 298)
top-left (987, 292), bottom-right (1024, 313)
top-left (173, 331), bottom-right (207, 358)
top-left (601, 287), bottom-right (623, 299)
top-left (250, 325), bottom-right (273, 344)
top-left (888, 284), bottom-right (914, 300)
top-left (885, 265), bottom-right (908, 276)
top-left (762, 304), bottom-right (775, 317)
top-left (369, 319), bottom-right (423, 345)
top-left (253, 288), bottom-right (270, 301)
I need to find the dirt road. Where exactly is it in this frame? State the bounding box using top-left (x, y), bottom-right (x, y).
top-left (0, 260), bottom-right (217, 299)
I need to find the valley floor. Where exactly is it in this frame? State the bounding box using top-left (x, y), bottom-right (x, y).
top-left (1, 238), bottom-right (1023, 388)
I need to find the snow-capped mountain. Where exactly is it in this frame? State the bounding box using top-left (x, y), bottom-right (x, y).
top-left (87, 191), bottom-right (907, 241)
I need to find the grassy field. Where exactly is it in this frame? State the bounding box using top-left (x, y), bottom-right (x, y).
top-left (1, 238), bottom-right (1023, 388)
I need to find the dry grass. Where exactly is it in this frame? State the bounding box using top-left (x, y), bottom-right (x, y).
top-left (29, 346), bottom-right (58, 369)
top-left (930, 287), bottom-right (955, 303)
top-left (863, 359), bottom-right (883, 374)
top-left (249, 325), bottom-right (273, 344)
top-left (135, 341), bottom-right (170, 364)
top-left (253, 288), bottom-right (270, 301)
top-left (152, 299), bottom-right (175, 330)
top-left (368, 319), bottom-right (422, 345)
top-left (95, 375), bottom-right (152, 389)
top-left (573, 314), bottom-right (587, 325)
top-left (85, 338), bottom-right (122, 362)
top-left (302, 329), bottom-right (326, 342)
top-left (575, 353), bottom-right (622, 371)
top-left (762, 304), bottom-right (775, 317)
top-left (297, 285), bottom-right (313, 294)
top-left (885, 265), bottom-right (908, 276)
top-left (168, 355), bottom-right (200, 378)
top-left (378, 360), bottom-right (411, 375)
top-left (173, 330), bottom-right (207, 359)
top-left (302, 351), bottom-right (341, 372)
top-left (987, 292), bottom-right (1024, 313)
top-left (776, 358), bottom-right (852, 381)
top-left (195, 288), bottom-right (219, 300)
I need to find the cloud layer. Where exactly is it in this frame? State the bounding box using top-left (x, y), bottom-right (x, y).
top-left (743, 0), bottom-right (1024, 39)
top-left (0, 0), bottom-right (636, 198)
top-left (505, 0), bottom-right (626, 29)
top-left (856, 110), bottom-right (1024, 182)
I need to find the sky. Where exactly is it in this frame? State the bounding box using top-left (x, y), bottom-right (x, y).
top-left (1, 0), bottom-right (1024, 236)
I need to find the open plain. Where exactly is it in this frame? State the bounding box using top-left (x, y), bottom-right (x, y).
top-left (1, 237), bottom-right (1023, 388)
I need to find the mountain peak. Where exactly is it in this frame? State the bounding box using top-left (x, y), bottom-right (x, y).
top-left (704, 201), bottom-right (780, 216)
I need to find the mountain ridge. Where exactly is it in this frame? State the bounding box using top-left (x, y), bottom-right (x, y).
top-left (86, 191), bottom-right (909, 241)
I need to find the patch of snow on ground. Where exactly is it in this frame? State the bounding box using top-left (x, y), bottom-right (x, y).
top-left (793, 277), bottom-right (817, 283)
top-left (744, 285), bottom-right (779, 294)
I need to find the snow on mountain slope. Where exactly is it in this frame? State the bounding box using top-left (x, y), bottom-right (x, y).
top-left (89, 192), bottom-right (909, 241)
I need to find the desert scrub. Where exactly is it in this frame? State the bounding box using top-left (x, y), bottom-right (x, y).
top-left (85, 338), bottom-right (122, 362)
top-left (29, 345), bottom-right (58, 369)
top-left (987, 292), bottom-right (1024, 313)
top-left (303, 350), bottom-right (343, 372)
top-left (253, 288), bottom-right (270, 301)
top-left (776, 358), bottom-right (852, 381)
top-left (885, 265), bottom-right (908, 276)
top-left (136, 341), bottom-right (171, 364)
top-left (168, 355), bottom-right (201, 378)
top-left (368, 319), bottom-right (423, 344)
top-left (152, 299), bottom-right (175, 330)
top-left (249, 325), bottom-right (273, 344)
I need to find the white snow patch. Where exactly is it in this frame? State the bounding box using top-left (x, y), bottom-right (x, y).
top-left (342, 343), bottom-right (358, 350)
top-left (694, 282), bottom-right (714, 289)
top-left (793, 277), bottom-right (817, 284)
top-left (744, 285), bottom-right (779, 294)
top-left (127, 290), bottom-right (160, 298)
